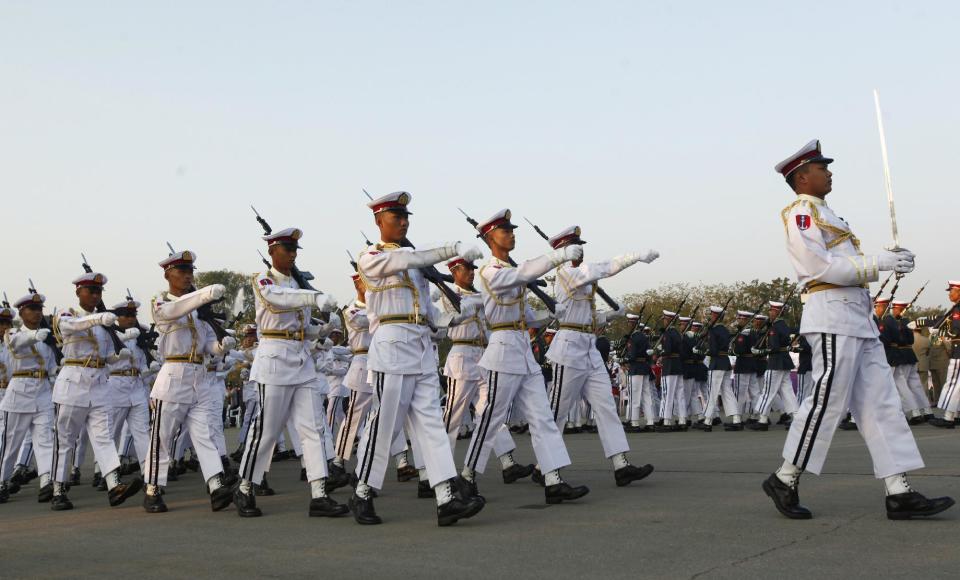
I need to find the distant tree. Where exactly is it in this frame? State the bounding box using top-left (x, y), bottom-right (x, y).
top-left (195, 270), bottom-right (256, 332)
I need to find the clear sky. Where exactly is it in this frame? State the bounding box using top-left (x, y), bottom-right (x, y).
top-left (2, 1), bottom-right (956, 310)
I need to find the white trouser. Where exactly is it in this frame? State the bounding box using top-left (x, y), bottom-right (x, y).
top-left (174, 428), bottom-right (193, 461)
top-left (463, 369), bottom-right (569, 476)
top-left (475, 383), bottom-right (520, 461)
top-left (704, 370), bottom-right (736, 420)
top-left (237, 400), bottom-right (260, 449)
top-left (119, 423), bottom-right (134, 458)
top-left (734, 373), bottom-right (758, 416)
top-left (239, 382), bottom-right (329, 485)
top-left (145, 400), bottom-right (223, 488)
top-left (18, 431), bottom-right (34, 467)
top-left (894, 364), bottom-right (929, 412)
top-left (0, 408), bottom-right (54, 481)
top-left (52, 404), bottom-right (120, 483)
top-left (282, 415), bottom-right (304, 457)
top-left (327, 395), bottom-right (346, 438)
top-left (892, 365), bottom-right (922, 414)
top-left (335, 390), bottom-right (372, 462)
top-left (936, 359), bottom-right (960, 412)
top-left (74, 428), bottom-right (89, 468)
top-left (627, 374), bottom-right (658, 426)
top-left (782, 333), bottom-right (924, 478)
top-left (796, 372), bottom-right (812, 404)
top-left (354, 371), bottom-right (455, 490)
top-left (202, 391), bottom-right (227, 457)
top-left (549, 364), bottom-right (628, 458)
top-left (755, 370), bottom-right (799, 418)
top-left (110, 403), bottom-right (150, 468)
top-left (659, 374), bottom-right (688, 423)
top-left (443, 377), bottom-right (479, 451)
top-left (686, 378), bottom-right (705, 417)
top-left (313, 388), bottom-right (337, 461)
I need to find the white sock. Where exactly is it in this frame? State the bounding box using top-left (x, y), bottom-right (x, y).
top-left (355, 482), bottom-right (372, 499)
top-left (631, 421), bottom-right (641, 427)
top-left (884, 473), bottom-right (913, 496)
top-left (53, 481), bottom-right (66, 495)
top-left (207, 475), bottom-right (223, 493)
top-left (732, 415), bottom-right (742, 424)
top-left (922, 408), bottom-right (931, 415)
top-left (678, 418), bottom-right (687, 425)
top-left (663, 419), bottom-right (673, 426)
top-left (105, 470), bottom-right (120, 491)
top-left (461, 466), bottom-right (475, 482)
top-left (499, 452), bottom-right (517, 469)
top-left (434, 480), bottom-right (453, 506)
top-left (146, 483), bottom-right (159, 496)
top-left (39, 473), bottom-right (51, 487)
top-left (612, 453), bottom-right (629, 470)
top-left (418, 468), bottom-right (428, 482)
top-left (239, 479), bottom-right (253, 494)
top-left (910, 409), bottom-right (921, 418)
top-left (310, 478), bottom-right (327, 499)
top-left (945, 411), bottom-right (956, 421)
top-left (759, 415), bottom-right (769, 424)
top-left (544, 470), bottom-right (562, 486)
top-left (395, 451), bottom-right (409, 469)
top-left (333, 457), bottom-right (344, 468)
top-left (775, 461), bottom-right (802, 487)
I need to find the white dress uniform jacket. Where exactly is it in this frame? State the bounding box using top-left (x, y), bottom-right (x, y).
top-left (344, 302), bottom-right (372, 393)
top-left (1, 330), bottom-right (57, 412)
top-left (442, 288), bottom-right (488, 382)
top-left (106, 329), bottom-right (149, 407)
top-left (52, 308), bottom-right (116, 407)
top-left (250, 269), bottom-right (320, 386)
top-left (783, 194), bottom-right (879, 339)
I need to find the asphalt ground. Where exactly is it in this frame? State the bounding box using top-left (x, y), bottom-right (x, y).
top-left (2, 420), bottom-right (959, 579)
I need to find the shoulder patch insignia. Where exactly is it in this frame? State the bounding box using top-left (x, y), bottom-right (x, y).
top-left (259, 278), bottom-right (273, 286)
top-left (795, 215), bottom-right (811, 230)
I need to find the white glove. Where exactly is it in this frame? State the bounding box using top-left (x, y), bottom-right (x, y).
top-left (430, 288), bottom-right (442, 302)
top-left (563, 244), bottom-right (584, 262)
top-left (97, 312), bottom-right (118, 327)
top-left (456, 243), bottom-right (483, 263)
top-left (645, 349), bottom-right (654, 356)
top-left (123, 328), bottom-right (141, 341)
top-left (315, 294), bottom-right (338, 312)
top-left (209, 284), bottom-right (226, 300)
top-left (30, 328), bottom-right (51, 343)
top-left (878, 249), bottom-right (915, 274)
top-left (636, 249), bottom-right (659, 264)
top-left (149, 361), bottom-right (161, 371)
top-left (220, 336), bottom-right (237, 351)
top-left (118, 347), bottom-right (132, 359)
top-left (692, 347), bottom-right (705, 355)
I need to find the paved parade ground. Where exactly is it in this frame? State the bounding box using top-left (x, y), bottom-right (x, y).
top-left (2, 424), bottom-right (958, 579)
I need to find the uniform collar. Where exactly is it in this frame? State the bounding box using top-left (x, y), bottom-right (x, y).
top-left (268, 267), bottom-right (293, 283)
top-left (78, 306), bottom-right (95, 315)
top-left (490, 256), bottom-right (513, 268)
top-left (354, 300), bottom-right (366, 308)
top-left (456, 285), bottom-right (477, 296)
top-left (796, 194), bottom-right (826, 206)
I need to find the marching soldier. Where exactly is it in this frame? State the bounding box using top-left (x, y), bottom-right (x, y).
top-left (697, 306), bottom-right (739, 431)
top-left (227, 325), bottom-right (258, 461)
top-left (730, 310), bottom-right (757, 426)
top-left (105, 298), bottom-right (152, 475)
top-left (795, 334), bottom-right (813, 402)
top-left (763, 139), bottom-right (952, 520)
top-left (656, 310), bottom-right (685, 431)
top-left (624, 316), bottom-right (657, 432)
top-left (874, 298), bottom-right (924, 422)
top-left (750, 302), bottom-right (798, 430)
top-left (928, 281), bottom-right (960, 427)
top-left (142, 250), bottom-right (236, 513)
top-left (543, 225), bottom-right (656, 485)
top-left (49, 273), bottom-right (142, 510)
top-left (688, 321), bottom-right (709, 424)
top-left (439, 258), bottom-right (533, 484)
top-left (751, 314), bottom-right (768, 421)
top-left (891, 300), bottom-right (933, 423)
top-left (333, 275), bottom-right (372, 473)
top-left (234, 228), bottom-right (348, 518)
top-left (0, 293), bottom-right (57, 504)
top-left (458, 209), bottom-right (589, 503)
top-left (351, 192), bottom-right (484, 526)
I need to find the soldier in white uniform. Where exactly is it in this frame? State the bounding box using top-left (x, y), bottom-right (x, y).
top-left (763, 139), bottom-right (953, 520)
top-left (334, 275), bottom-right (373, 471)
top-left (228, 326), bottom-right (258, 461)
top-left (105, 299), bottom-right (151, 476)
top-left (544, 225), bottom-right (657, 486)
top-left (49, 272), bottom-right (141, 510)
top-left (142, 250), bottom-right (236, 513)
top-left (439, 257), bottom-right (533, 484)
top-left (459, 209), bottom-right (589, 503)
top-left (351, 191), bottom-right (484, 526)
top-left (0, 293), bottom-right (57, 504)
top-left (234, 227), bottom-right (348, 518)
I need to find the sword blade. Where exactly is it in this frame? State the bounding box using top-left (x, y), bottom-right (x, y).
top-left (873, 89), bottom-right (901, 249)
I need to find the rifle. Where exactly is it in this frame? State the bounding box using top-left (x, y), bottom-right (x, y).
top-left (873, 271), bottom-right (895, 302)
top-left (26, 279), bottom-right (64, 364)
top-left (79, 254), bottom-right (126, 355)
top-left (250, 206), bottom-right (317, 291)
top-left (457, 208), bottom-right (557, 314)
top-left (361, 191), bottom-right (461, 312)
top-left (900, 281), bottom-right (929, 315)
top-left (257, 250), bottom-right (271, 270)
top-left (522, 217), bottom-right (620, 310)
top-left (347, 250), bottom-right (359, 272)
top-left (165, 243), bottom-right (230, 343)
top-left (120, 288), bottom-right (158, 366)
top-left (879, 275), bottom-right (903, 320)
top-left (753, 284), bottom-right (803, 350)
top-left (615, 301), bottom-right (648, 359)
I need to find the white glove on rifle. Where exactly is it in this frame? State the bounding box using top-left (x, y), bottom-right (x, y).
top-left (30, 328), bottom-right (51, 343)
top-left (315, 294), bottom-right (338, 313)
top-left (563, 244), bottom-right (584, 262)
top-left (456, 243), bottom-right (484, 263)
top-left (208, 284), bottom-right (227, 301)
top-left (220, 336), bottom-right (237, 352)
top-left (97, 312), bottom-right (118, 327)
top-left (878, 249), bottom-right (915, 274)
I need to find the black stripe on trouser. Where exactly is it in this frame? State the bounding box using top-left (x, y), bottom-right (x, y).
top-left (242, 384), bottom-right (266, 482)
top-left (443, 378), bottom-right (456, 432)
top-left (358, 373), bottom-right (384, 484)
top-left (51, 404), bottom-right (60, 483)
top-left (551, 365), bottom-right (565, 422)
top-left (757, 371), bottom-right (772, 416)
top-left (149, 401), bottom-right (163, 487)
top-left (660, 377), bottom-right (670, 418)
top-left (0, 412), bottom-right (8, 478)
top-left (466, 370), bottom-right (498, 471)
top-left (792, 334), bottom-right (836, 469)
top-left (336, 392), bottom-right (358, 458)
